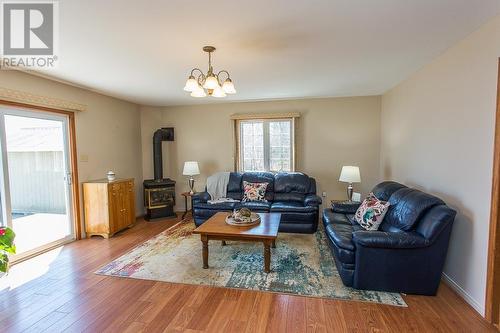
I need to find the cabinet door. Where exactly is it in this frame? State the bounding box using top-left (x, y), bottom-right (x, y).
top-left (125, 180), bottom-right (136, 226)
top-left (119, 182), bottom-right (129, 230)
top-left (109, 182), bottom-right (124, 233)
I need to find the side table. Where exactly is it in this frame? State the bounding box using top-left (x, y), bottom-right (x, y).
top-left (181, 192), bottom-right (195, 220)
top-left (331, 199), bottom-right (361, 205)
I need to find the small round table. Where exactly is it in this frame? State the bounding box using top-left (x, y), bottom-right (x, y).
top-left (181, 192), bottom-right (195, 220)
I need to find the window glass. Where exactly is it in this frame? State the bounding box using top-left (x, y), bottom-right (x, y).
top-left (239, 119), bottom-right (293, 172)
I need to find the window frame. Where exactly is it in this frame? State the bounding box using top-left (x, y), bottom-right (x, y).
top-left (236, 117), bottom-right (295, 173)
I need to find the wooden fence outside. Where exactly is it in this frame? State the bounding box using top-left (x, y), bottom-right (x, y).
top-left (7, 151), bottom-right (66, 214)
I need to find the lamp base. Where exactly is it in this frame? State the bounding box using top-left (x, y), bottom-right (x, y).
top-left (346, 183), bottom-right (354, 202)
top-left (188, 177), bottom-right (195, 195)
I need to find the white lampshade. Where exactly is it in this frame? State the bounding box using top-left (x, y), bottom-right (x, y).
top-left (190, 85), bottom-right (206, 98)
top-left (222, 79), bottom-right (236, 94)
top-left (203, 75), bottom-right (219, 89)
top-left (183, 76), bottom-right (198, 92)
top-left (339, 166), bottom-right (361, 183)
top-left (211, 85), bottom-right (227, 98)
top-left (183, 161), bottom-right (200, 176)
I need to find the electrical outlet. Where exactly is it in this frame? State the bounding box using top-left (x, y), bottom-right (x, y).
top-left (322, 191), bottom-right (327, 198)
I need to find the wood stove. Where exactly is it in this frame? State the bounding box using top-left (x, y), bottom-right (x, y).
top-left (143, 127), bottom-right (176, 220)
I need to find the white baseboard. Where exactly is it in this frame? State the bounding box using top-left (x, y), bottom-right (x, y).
top-left (441, 273), bottom-right (484, 316)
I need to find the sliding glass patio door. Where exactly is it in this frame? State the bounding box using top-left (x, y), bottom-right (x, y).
top-left (0, 107), bottom-right (75, 260)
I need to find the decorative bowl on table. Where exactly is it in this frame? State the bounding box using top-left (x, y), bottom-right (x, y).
top-left (225, 208), bottom-right (260, 226)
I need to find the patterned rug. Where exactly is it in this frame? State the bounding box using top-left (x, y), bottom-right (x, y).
top-left (96, 221), bottom-right (407, 307)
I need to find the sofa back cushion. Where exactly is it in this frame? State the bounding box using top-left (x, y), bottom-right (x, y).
top-left (380, 188), bottom-right (445, 232)
top-left (227, 172), bottom-right (243, 200)
top-left (416, 205), bottom-right (456, 241)
top-left (241, 172), bottom-right (275, 201)
top-left (308, 177), bottom-right (317, 194)
top-left (371, 181), bottom-right (408, 201)
top-left (274, 172), bottom-right (310, 203)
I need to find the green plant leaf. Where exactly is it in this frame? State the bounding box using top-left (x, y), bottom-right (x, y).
top-left (0, 252), bottom-right (8, 273)
top-left (0, 228), bottom-right (16, 254)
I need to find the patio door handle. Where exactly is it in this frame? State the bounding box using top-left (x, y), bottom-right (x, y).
top-left (65, 173), bottom-right (72, 185)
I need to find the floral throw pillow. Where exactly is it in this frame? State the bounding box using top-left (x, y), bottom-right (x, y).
top-left (242, 181), bottom-right (268, 202)
top-left (354, 193), bottom-right (390, 231)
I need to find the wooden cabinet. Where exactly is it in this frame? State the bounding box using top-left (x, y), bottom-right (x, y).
top-left (83, 178), bottom-right (136, 238)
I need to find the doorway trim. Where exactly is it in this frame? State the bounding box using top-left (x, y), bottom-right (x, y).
top-left (486, 58), bottom-right (500, 327)
top-left (0, 99), bottom-right (81, 241)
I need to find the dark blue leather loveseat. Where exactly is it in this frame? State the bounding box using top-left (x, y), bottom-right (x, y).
top-left (192, 172), bottom-right (322, 233)
top-left (323, 181), bottom-right (456, 295)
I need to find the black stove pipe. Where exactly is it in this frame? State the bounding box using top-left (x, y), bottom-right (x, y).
top-left (153, 128), bottom-right (174, 181)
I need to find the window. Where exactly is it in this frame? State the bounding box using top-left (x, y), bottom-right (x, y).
top-left (238, 118), bottom-right (294, 172)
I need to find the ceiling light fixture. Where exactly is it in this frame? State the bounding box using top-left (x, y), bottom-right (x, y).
top-left (183, 46), bottom-right (236, 98)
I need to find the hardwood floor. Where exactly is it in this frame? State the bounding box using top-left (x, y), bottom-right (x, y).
top-left (1, 216), bottom-right (496, 332)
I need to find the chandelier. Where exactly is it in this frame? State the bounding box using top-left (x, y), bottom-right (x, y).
top-left (183, 46), bottom-right (236, 98)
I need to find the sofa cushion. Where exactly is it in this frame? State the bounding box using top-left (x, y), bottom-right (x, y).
top-left (273, 192), bottom-right (305, 203)
top-left (322, 210), bottom-right (355, 251)
top-left (227, 172), bottom-right (243, 200)
top-left (241, 172), bottom-right (274, 201)
top-left (381, 188), bottom-right (445, 232)
top-left (308, 178), bottom-right (317, 194)
top-left (273, 172), bottom-right (310, 203)
top-left (325, 222), bottom-right (355, 251)
top-left (371, 181), bottom-right (408, 201)
top-left (416, 205), bottom-right (457, 242)
top-left (270, 201), bottom-right (317, 213)
top-left (236, 201), bottom-right (271, 211)
top-left (274, 172), bottom-right (310, 193)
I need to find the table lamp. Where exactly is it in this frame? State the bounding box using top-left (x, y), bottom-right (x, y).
top-left (339, 166), bottom-right (361, 202)
top-left (183, 161), bottom-right (200, 194)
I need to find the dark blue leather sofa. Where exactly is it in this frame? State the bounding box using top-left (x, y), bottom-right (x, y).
top-left (192, 172), bottom-right (322, 233)
top-left (323, 181), bottom-right (456, 295)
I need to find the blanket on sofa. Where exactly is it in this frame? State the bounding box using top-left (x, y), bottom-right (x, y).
top-left (206, 171), bottom-right (231, 201)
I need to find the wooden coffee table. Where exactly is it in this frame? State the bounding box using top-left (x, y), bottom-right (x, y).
top-left (192, 212), bottom-right (281, 273)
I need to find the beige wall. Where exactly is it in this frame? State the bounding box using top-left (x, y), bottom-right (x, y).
top-left (140, 96), bottom-right (381, 212)
top-left (0, 70), bottom-right (143, 234)
top-left (381, 15), bottom-right (500, 315)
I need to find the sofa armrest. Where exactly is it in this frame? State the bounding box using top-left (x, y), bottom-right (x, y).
top-left (352, 230), bottom-right (429, 249)
top-left (331, 202), bottom-right (360, 214)
top-left (304, 194), bottom-right (322, 206)
top-left (192, 191), bottom-right (210, 204)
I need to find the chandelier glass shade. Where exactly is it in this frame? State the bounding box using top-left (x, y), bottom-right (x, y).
top-left (184, 46), bottom-right (236, 98)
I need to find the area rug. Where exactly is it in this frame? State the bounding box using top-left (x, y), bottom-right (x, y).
top-left (96, 221), bottom-right (407, 307)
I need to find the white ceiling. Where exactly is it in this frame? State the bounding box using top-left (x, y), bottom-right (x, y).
top-left (34, 0), bottom-right (500, 106)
